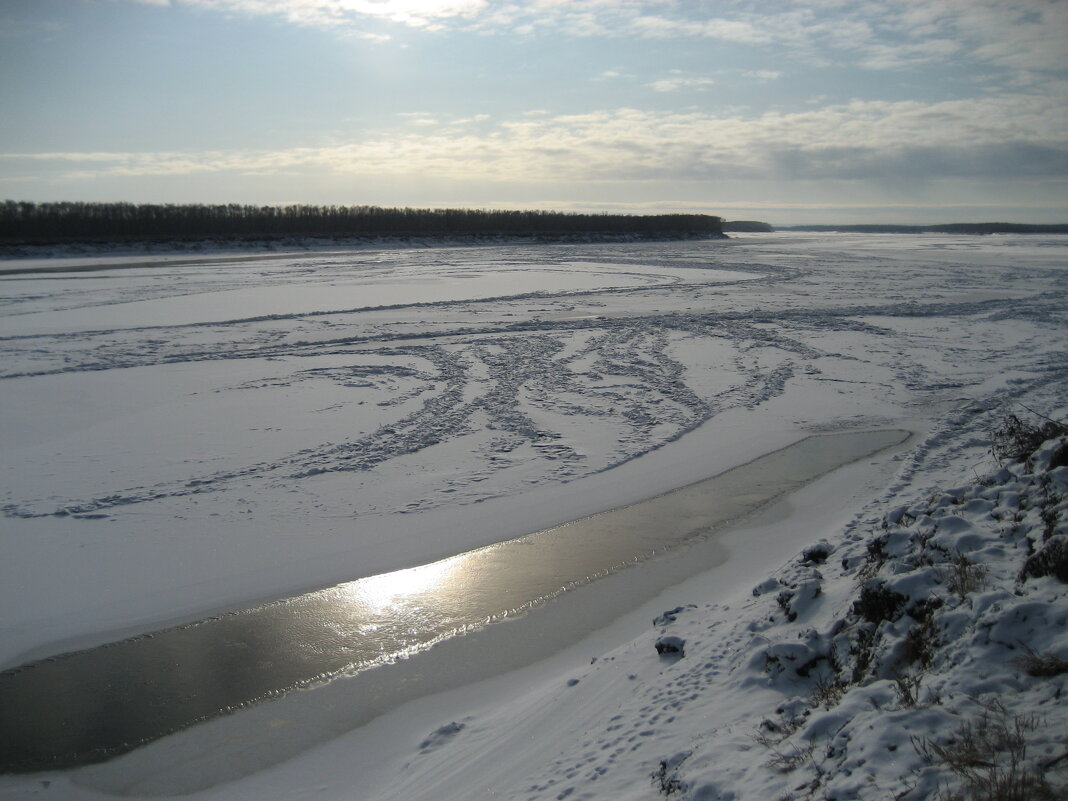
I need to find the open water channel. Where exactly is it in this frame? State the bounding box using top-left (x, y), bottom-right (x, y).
top-left (0, 428), bottom-right (907, 778)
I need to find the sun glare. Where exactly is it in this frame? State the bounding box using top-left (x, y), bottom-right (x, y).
top-left (344, 0), bottom-right (486, 25)
top-left (342, 555), bottom-right (464, 612)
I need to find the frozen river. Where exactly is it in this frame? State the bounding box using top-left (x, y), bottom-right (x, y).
top-left (0, 233), bottom-right (1063, 679)
top-left (2, 233), bottom-right (1066, 673)
top-left (1, 232), bottom-right (1067, 796)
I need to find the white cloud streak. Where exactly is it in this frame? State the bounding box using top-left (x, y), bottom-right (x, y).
top-left (645, 73), bottom-right (716, 93)
top-left (743, 70), bottom-right (782, 81)
top-left (6, 94), bottom-right (1064, 185)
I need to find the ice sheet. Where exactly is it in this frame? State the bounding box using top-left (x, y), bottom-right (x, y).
top-left (2, 234), bottom-right (1066, 668)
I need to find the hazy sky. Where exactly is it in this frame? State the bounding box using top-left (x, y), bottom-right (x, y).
top-left (1, 0), bottom-right (1066, 224)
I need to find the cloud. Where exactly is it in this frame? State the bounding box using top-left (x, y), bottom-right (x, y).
top-left (178, 0), bottom-right (488, 32)
top-left (6, 94), bottom-right (1064, 188)
top-left (899, 0), bottom-right (1068, 73)
top-left (627, 14), bottom-right (775, 44)
top-left (646, 73), bottom-right (716, 93)
top-left (856, 37), bottom-right (962, 70)
top-left (449, 114), bottom-right (491, 125)
top-left (161, 1), bottom-right (1066, 86)
top-left (399, 112), bottom-right (441, 126)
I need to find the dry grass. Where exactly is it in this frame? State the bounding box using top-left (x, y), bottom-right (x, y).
top-left (810, 674), bottom-right (846, 709)
top-left (940, 551), bottom-right (988, 600)
top-left (893, 672), bottom-right (923, 708)
top-left (1011, 645), bottom-right (1068, 677)
top-left (915, 700), bottom-right (1063, 801)
top-left (763, 741), bottom-right (816, 774)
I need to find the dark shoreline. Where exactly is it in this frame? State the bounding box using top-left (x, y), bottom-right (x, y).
top-left (0, 232), bottom-right (730, 272)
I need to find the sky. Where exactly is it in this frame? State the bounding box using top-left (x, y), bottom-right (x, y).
top-left (1, 0), bottom-right (1066, 225)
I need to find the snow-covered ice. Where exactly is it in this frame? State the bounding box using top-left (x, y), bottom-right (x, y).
top-left (0, 232), bottom-right (1066, 799)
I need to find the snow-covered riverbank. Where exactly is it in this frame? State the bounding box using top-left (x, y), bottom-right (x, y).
top-left (289, 395), bottom-right (1066, 801)
top-left (1, 233), bottom-right (1066, 799)
top-left (7, 377), bottom-right (1067, 801)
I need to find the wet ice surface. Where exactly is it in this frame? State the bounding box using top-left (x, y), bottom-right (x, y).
top-left (1, 235), bottom-right (1067, 670)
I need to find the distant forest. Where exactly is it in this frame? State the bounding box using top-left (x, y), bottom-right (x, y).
top-left (722, 220), bottom-right (774, 232)
top-left (784, 222), bottom-right (1068, 234)
top-left (0, 201), bottom-right (724, 244)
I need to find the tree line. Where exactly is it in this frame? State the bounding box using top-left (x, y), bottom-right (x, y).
top-left (784, 223), bottom-right (1068, 234)
top-left (0, 201), bottom-right (723, 243)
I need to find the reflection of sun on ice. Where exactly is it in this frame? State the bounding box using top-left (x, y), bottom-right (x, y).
top-left (341, 555), bottom-right (464, 613)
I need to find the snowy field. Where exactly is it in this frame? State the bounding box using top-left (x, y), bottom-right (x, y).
top-left (1, 232), bottom-right (1067, 799)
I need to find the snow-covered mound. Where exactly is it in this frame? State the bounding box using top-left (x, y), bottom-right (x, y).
top-left (701, 428), bottom-right (1068, 800)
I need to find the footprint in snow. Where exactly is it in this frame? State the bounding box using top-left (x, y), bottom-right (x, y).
top-left (417, 720), bottom-right (467, 754)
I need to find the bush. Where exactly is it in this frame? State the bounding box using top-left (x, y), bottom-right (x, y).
top-left (902, 599), bottom-right (942, 669)
top-left (856, 535), bottom-right (890, 582)
top-left (853, 581), bottom-right (908, 624)
top-left (1048, 441), bottom-right (1068, 470)
top-left (991, 413), bottom-right (1067, 463)
top-left (1019, 538), bottom-right (1068, 583)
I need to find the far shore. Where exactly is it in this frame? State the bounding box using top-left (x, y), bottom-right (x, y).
top-left (0, 232), bottom-right (734, 275)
